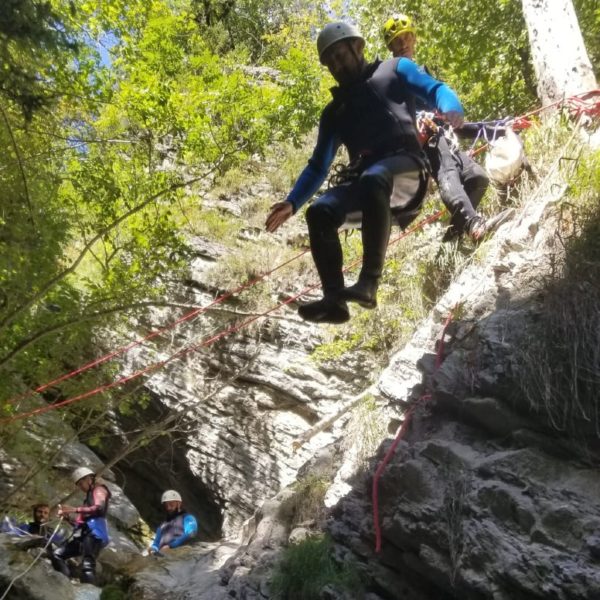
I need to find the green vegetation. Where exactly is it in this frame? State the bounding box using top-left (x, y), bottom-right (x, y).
top-left (270, 534), bottom-right (363, 600)
top-left (343, 395), bottom-right (388, 471)
top-left (279, 474), bottom-right (330, 528)
top-left (514, 145), bottom-right (600, 437)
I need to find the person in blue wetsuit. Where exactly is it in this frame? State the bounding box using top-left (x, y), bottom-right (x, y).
top-left (383, 14), bottom-right (512, 242)
top-left (51, 466), bottom-right (111, 585)
top-left (265, 21), bottom-right (464, 324)
top-left (149, 490), bottom-right (197, 555)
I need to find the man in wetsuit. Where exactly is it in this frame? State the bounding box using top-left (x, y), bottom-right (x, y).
top-left (149, 490), bottom-right (198, 555)
top-left (266, 21), bottom-right (464, 324)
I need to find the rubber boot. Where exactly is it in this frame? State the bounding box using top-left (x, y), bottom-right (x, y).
top-left (80, 569), bottom-right (96, 585)
top-left (343, 174), bottom-right (391, 309)
top-left (51, 554), bottom-right (71, 578)
top-left (299, 205), bottom-right (349, 324)
top-left (467, 208), bottom-right (515, 243)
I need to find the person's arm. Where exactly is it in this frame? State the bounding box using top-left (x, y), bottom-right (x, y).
top-left (265, 112), bottom-right (339, 232)
top-left (286, 106), bottom-right (341, 212)
top-left (395, 58), bottom-right (464, 127)
top-left (149, 526), bottom-right (162, 554)
top-left (73, 486), bottom-right (109, 518)
top-left (166, 515), bottom-right (198, 549)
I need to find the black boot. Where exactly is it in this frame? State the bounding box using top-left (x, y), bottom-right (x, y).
top-left (343, 275), bottom-right (380, 309)
top-left (51, 548), bottom-right (71, 578)
top-left (298, 296), bottom-right (350, 323)
top-left (299, 204), bottom-right (348, 324)
top-left (80, 569), bottom-right (96, 585)
top-left (342, 173), bottom-right (391, 309)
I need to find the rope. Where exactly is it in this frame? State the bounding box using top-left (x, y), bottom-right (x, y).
top-left (0, 210), bottom-right (445, 426)
top-left (467, 89), bottom-right (600, 158)
top-left (372, 311), bottom-right (453, 554)
top-left (0, 517), bottom-right (64, 600)
top-left (6, 89), bottom-right (599, 412)
top-left (3, 248), bottom-right (310, 408)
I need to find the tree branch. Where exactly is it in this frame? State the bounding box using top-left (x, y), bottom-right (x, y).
top-left (0, 104), bottom-right (35, 227)
top-left (0, 148), bottom-right (237, 333)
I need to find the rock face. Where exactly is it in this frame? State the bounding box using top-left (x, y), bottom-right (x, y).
top-left (116, 233), bottom-right (375, 539)
top-left (3, 136), bottom-right (598, 600)
top-left (327, 181), bottom-right (600, 598)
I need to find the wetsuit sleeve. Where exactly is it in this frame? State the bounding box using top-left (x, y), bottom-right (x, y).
top-left (150, 526), bottom-right (162, 552)
top-left (395, 58), bottom-right (463, 115)
top-left (285, 109), bottom-right (340, 213)
top-left (168, 515), bottom-right (198, 549)
top-left (75, 486), bottom-right (109, 517)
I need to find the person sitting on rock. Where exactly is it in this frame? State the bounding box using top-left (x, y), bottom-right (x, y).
top-left (149, 490), bottom-right (198, 555)
top-left (16, 503), bottom-right (65, 544)
top-left (51, 466), bottom-right (111, 585)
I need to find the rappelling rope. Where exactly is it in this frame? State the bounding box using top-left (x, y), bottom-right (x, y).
top-left (3, 247), bottom-right (311, 408)
top-left (8, 90), bottom-right (599, 412)
top-left (0, 210), bottom-right (445, 426)
top-left (468, 89), bottom-right (600, 157)
top-left (369, 107), bottom-right (591, 553)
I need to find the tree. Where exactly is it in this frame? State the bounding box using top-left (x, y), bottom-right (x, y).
top-left (520, 0), bottom-right (596, 105)
top-left (0, 0), bottom-right (79, 118)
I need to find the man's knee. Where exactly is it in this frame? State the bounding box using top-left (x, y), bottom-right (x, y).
top-left (306, 202), bottom-right (340, 231)
top-left (358, 168), bottom-right (393, 199)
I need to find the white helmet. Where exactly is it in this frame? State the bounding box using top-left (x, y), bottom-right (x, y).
top-left (71, 466), bottom-right (95, 484)
top-left (317, 21), bottom-right (364, 64)
top-left (161, 490), bottom-right (182, 504)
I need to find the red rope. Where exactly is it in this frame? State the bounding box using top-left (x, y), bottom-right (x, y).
top-left (468, 89), bottom-right (600, 158)
top-left (372, 311), bottom-right (453, 553)
top-left (1, 211), bottom-right (446, 425)
top-left (4, 248), bottom-right (310, 407)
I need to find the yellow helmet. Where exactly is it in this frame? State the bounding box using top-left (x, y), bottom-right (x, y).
top-left (382, 14), bottom-right (415, 47)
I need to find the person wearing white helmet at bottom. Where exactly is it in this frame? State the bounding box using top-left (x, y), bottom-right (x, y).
top-left (51, 466), bottom-right (111, 585)
top-left (148, 490), bottom-right (198, 555)
top-left (266, 21), bottom-right (464, 323)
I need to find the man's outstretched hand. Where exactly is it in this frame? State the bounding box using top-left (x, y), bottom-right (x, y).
top-left (265, 201), bottom-right (293, 232)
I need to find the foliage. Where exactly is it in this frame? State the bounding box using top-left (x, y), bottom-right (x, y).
top-left (573, 0), bottom-right (600, 75)
top-left (279, 474), bottom-right (329, 528)
top-left (270, 534), bottom-right (363, 600)
top-left (0, 0), bottom-right (332, 424)
top-left (0, 0), bottom-right (82, 118)
top-left (347, 0), bottom-right (538, 120)
top-left (342, 395), bottom-right (387, 470)
top-left (514, 141), bottom-right (600, 437)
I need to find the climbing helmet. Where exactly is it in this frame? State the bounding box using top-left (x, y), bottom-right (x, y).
top-left (382, 14), bottom-right (416, 46)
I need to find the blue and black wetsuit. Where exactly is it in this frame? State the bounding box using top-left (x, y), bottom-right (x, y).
top-left (150, 511), bottom-right (198, 553)
top-left (289, 57), bottom-right (463, 317)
